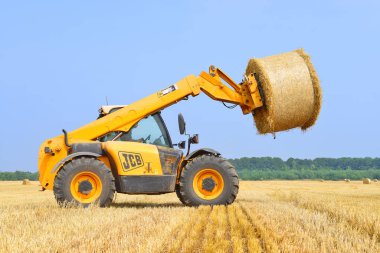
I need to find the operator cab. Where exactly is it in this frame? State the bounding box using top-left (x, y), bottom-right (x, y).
top-left (97, 105), bottom-right (199, 155)
top-left (97, 106), bottom-right (173, 148)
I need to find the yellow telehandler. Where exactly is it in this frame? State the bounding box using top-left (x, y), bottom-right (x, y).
top-left (38, 66), bottom-right (264, 207)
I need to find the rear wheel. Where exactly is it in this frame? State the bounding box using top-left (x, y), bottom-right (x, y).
top-left (54, 157), bottom-right (115, 207)
top-left (177, 155), bottom-right (239, 206)
top-left (175, 185), bottom-right (186, 204)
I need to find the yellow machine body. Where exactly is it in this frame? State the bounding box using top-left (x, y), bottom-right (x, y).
top-left (38, 67), bottom-right (263, 195)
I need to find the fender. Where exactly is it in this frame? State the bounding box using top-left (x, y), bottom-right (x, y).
top-left (181, 148), bottom-right (221, 168)
top-left (51, 152), bottom-right (101, 174)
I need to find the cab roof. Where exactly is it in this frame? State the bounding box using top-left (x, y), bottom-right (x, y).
top-left (98, 105), bottom-right (127, 115)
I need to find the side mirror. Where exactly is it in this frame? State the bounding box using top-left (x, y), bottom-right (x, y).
top-left (178, 141), bottom-right (186, 149)
top-left (190, 134), bottom-right (199, 144)
top-left (178, 113), bottom-right (186, 135)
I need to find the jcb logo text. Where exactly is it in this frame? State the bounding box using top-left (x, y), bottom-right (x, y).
top-left (118, 152), bottom-right (144, 171)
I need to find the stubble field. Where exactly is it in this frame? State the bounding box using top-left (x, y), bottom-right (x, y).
top-left (0, 180), bottom-right (379, 253)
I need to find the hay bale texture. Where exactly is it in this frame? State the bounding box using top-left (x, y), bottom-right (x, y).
top-left (22, 179), bottom-right (31, 185)
top-left (363, 178), bottom-right (371, 184)
top-left (246, 49), bottom-right (322, 134)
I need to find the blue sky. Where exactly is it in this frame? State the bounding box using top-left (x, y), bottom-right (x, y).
top-left (0, 1), bottom-right (379, 171)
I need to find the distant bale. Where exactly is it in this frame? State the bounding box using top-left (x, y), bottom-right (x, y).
top-left (22, 179), bottom-right (31, 185)
top-left (363, 178), bottom-right (371, 184)
top-left (344, 179), bottom-right (350, 183)
top-left (319, 179), bottom-right (324, 182)
top-left (374, 179), bottom-right (378, 182)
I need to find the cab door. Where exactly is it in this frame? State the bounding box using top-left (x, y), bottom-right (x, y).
top-left (103, 113), bottom-right (183, 193)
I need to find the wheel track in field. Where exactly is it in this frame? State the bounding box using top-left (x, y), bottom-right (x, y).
top-left (224, 205), bottom-right (232, 253)
top-left (227, 205), bottom-right (246, 252)
top-left (158, 206), bottom-right (212, 253)
top-left (237, 200), bottom-right (279, 252)
top-left (233, 204), bottom-right (263, 253)
top-left (158, 202), bottom-right (270, 253)
top-left (183, 206), bottom-right (213, 252)
top-left (201, 205), bottom-right (230, 252)
top-left (238, 201), bottom-right (266, 252)
top-left (226, 207), bottom-right (234, 252)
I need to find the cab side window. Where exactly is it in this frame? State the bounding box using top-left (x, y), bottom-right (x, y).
top-left (119, 114), bottom-right (171, 147)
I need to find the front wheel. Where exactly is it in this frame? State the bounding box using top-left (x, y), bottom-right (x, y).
top-left (53, 157), bottom-right (115, 207)
top-left (177, 155), bottom-right (239, 206)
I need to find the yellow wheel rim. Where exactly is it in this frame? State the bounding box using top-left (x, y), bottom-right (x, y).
top-left (193, 169), bottom-right (224, 200)
top-left (70, 172), bottom-right (102, 204)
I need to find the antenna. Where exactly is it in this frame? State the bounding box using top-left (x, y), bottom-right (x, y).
top-left (105, 96), bottom-right (109, 105)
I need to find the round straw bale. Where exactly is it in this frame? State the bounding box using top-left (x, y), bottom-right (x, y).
top-left (22, 179), bottom-right (31, 185)
top-left (373, 179), bottom-right (378, 182)
top-left (319, 179), bottom-right (324, 182)
top-left (363, 178), bottom-right (371, 184)
top-left (344, 179), bottom-right (350, 183)
top-left (246, 49), bottom-right (322, 134)
top-left (295, 49), bottom-right (322, 129)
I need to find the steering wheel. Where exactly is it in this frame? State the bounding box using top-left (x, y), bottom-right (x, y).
top-left (143, 135), bottom-right (151, 143)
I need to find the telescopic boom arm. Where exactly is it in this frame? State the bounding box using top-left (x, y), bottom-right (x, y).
top-left (67, 66), bottom-right (263, 142)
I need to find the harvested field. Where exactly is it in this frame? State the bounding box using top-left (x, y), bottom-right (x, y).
top-left (0, 181), bottom-right (379, 252)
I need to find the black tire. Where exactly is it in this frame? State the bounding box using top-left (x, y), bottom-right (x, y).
top-left (175, 185), bottom-right (186, 204)
top-left (177, 155), bottom-right (239, 206)
top-left (54, 157), bottom-right (115, 207)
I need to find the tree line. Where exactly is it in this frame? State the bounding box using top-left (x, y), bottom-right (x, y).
top-left (0, 171), bottom-right (39, 181)
top-left (230, 157), bottom-right (380, 180)
top-left (1, 157), bottom-right (379, 181)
